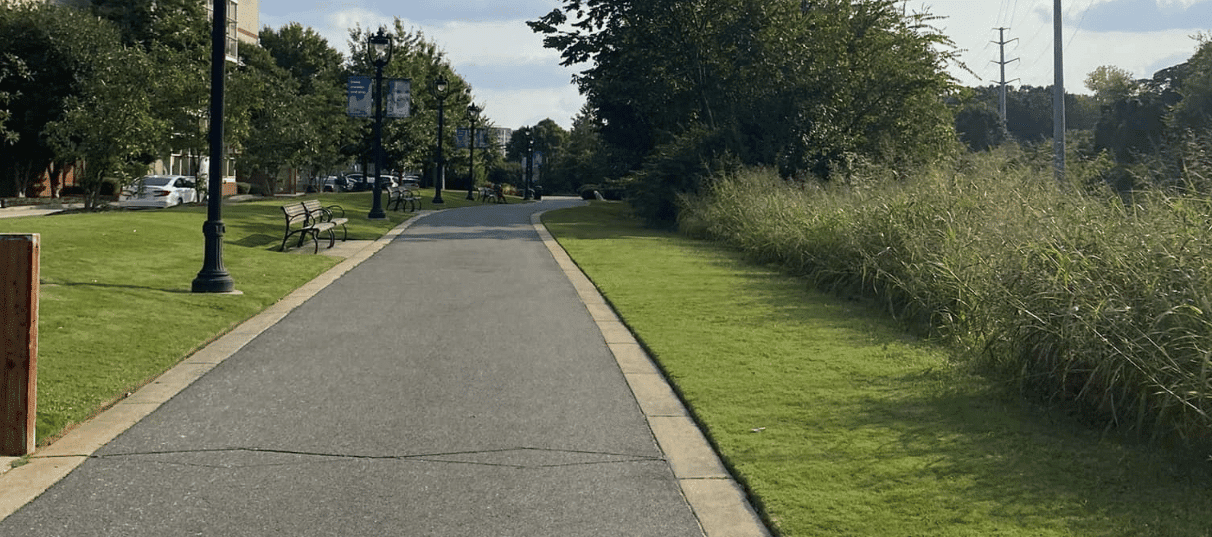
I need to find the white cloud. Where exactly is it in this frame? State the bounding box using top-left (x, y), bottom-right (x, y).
top-left (1157, 0), bottom-right (1212, 9)
top-left (421, 20), bottom-right (560, 67)
top-left (927, 0), bottom-right (1205, 91)
top-left (263, 8), bottom-right (583, 128)
top-left (474, 85), bottom-right (584, 130)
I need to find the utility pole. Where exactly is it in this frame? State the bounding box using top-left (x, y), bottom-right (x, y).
top-left (1053, 0), bottom-right (1066, 182)
top-left (992, 28), bottom-right (1019, 124)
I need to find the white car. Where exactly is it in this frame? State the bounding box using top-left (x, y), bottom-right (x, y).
top-left (121, 175), bottom-right (198, 208)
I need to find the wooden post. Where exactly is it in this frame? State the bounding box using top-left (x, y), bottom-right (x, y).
top-left (1, 234), bottom-right (38, 456)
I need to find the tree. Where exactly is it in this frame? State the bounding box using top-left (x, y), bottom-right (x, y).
top-left (260, 23), bottom-right (354, 187)
top-left (46, 44), bottom-right (164, 209)
top-left (92, 0), bottom-right (211, 177)
top-left (1168, 35), bottom-right (1212, 134)
top-left (230, 43), bottom-right (307, 195)
top-left (954, 100), bottom-right (1007, 151)
top-left (347, 22), bottom-right (471, 187)
top-left (0, 2), bottom-right (135, 198)
top-left (1085, 65), bottom-right (1142, 108)
top-left (0, 51), bottom-right (27, 149)
top-left (530, 0), bottom-right (961, 222)
top-left (541, 106), bottom-right (626, 193)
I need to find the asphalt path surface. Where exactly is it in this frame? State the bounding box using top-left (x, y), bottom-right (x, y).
top-left (1, 199), bottom-right (706, 536)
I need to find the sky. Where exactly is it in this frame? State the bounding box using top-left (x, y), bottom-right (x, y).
top-left (258, 0), bottom-right (1212, 131)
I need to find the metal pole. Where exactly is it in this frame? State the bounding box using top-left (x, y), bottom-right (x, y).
top-left (466, 113), bottom-right (476, 200)
top-left (1053, 0), bottom-right (1066, 182)
top-left (433, 96), bottom-right (445, 204)
top-left (192, 0), bottom-right (234, 293)
top-left (525, 130), bottom-right (534, 201)
top-left (368, 58), bottom-right (387, 219)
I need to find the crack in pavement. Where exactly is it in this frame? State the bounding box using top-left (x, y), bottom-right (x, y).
top-left (83, 446), bottom-right (668, 470)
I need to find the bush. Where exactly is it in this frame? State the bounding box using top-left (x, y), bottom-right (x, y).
top-left (578, 184), bottom-right (600, 200)
top-left (680, 150), bottom-right (1212, 445)
top-left (236, 182), bottom-right (251, 195)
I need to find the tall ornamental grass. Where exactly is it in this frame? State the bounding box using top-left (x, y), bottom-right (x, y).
top-left (679, 151), bottom-right (1212, 443)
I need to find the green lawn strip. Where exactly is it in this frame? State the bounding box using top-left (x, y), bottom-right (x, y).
top-left (0, 191), bottom-right (431, 445)
top-left (543, 202), bottom-right (1212, 536)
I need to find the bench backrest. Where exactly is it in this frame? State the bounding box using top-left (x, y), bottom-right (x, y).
top-left (282, 202), bottom-right (309, 223)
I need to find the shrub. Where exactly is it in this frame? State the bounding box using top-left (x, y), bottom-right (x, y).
top-left (680, 151), bottom-right (1212, 445)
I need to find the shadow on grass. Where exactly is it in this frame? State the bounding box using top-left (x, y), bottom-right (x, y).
top-left (716, 231), bottom-right (1212, 535)
top-left (548, 202), bottom-right (1212, 535)
top-left (229, 233), bottom-right (280, 249)
top-left (54, 280), bottom-right (197, 294)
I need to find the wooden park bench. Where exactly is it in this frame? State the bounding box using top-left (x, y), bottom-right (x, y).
top-left (279, 200), bottom-right (346, 253)
top-left (303, 199), bottom-right (348, 241)
top-left (388, 185), bottom-right (422, 212)
top-left (479, 184), bottom-right (506, 203)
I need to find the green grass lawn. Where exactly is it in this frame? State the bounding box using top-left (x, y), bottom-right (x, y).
top-left (0, 190), bottom-right (489, 444)
top-left (543, 202), bottom-right (1212, 537)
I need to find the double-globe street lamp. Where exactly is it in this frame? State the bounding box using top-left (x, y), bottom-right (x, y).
top-left (432, 77), bottom-right (449, 204)
top-left (465, 103), bottom-right (482, 200)
top-left (367, 28), bottom-right (393, 220)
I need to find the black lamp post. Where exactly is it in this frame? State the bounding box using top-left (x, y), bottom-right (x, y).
top-left (465, 102), bottom-right (481, 200)
top-left (191, 0), bottom-right (234, 293)
top-left (367, 28), bottom-right (392, 220)
top-left (432, 77), bottom-right (448, 205)
top-left (524, 127), bottom-right (535, 201)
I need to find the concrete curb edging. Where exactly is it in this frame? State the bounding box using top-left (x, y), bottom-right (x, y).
top-left (531, 212), bottom-right (772, 537)
top-left (0, 213), bottom-right (431, 521)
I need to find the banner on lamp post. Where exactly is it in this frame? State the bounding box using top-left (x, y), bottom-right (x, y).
top-left (347, 76), bottom-right (372, 118)
top-left (386, 79), bottom-right (411, 118)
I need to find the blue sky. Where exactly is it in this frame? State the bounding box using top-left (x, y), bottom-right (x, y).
top-left (927, 0), bottom-right (1211, 90)
top-left (259, 0), bottom-right (1212, 130)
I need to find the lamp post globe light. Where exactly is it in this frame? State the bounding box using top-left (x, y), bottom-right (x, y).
top-left (432, 77), bottom-right (448, 204)
top-left (465, 102), bottom-right (482, 200)
top-left (367, 28), bottom-right (393, 220)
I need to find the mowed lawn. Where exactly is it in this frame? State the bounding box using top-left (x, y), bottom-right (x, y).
top-left (543, 202), bottom-right (1212, 537)
top-left (0, 193), bottom-right (420, 444)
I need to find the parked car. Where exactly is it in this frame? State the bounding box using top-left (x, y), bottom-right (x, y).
top-left (347, 173), bottom-right (400, 191)
top-left (120, 175), bottom-right (197, 208)
top-left (321, 176), bottom-right (348, 192)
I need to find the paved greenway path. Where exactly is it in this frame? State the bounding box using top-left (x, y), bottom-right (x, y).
top-left (0, 198), bottom-right (766, 536)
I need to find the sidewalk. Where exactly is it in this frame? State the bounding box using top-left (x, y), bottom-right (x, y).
top-left (0, 203), bottom-right (76, 219)
top-left (0, 199), bottom-right (767, 536)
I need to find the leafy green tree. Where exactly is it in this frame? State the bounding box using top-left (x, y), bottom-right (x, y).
top-left (954, 101), bottom-right (1007, 151)
top-left (0, 51), bottom-right (27, 147)
top-left (347, 21), bottom-right (471, 187)
top-left (230, 43), bottom-right (306, 195)
top-left (90, 0), bottom-right (209, 52)
top-left (1085, 65), bottom-right (1143, 108)
top-left (0, 2), bottom-right (132, 198)
top-left (91, 0), bottom-right (211, 176)
top-left (260, 23), bottom-right (354, 187)
top-left (531, 0), bottom-right (961, 222)
top-left (1169, 35), bottom-right (1212, 134)
top-left (46, 45), bottom-right (165, 209)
